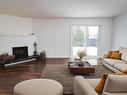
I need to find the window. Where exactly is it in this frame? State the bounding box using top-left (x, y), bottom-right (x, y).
top-left (71, 25), bottom-right (99, 58)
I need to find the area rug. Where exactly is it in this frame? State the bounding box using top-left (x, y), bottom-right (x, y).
top-left (42, 64), bottom-right (113, 95)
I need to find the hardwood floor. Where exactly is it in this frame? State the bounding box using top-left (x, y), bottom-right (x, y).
top-left (0, 58), bottom-right (100, 95)
top-left (0, 58), bottom-right (68, 95)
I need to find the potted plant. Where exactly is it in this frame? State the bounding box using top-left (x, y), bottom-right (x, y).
top-left (77, 50), bottom-right (87, 66)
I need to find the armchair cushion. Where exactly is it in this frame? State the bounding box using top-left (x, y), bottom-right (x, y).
top-left (86, 79), bottom-right (100, 89)
top-left (103, 92), bottom-right (127, 95)
top-left (103, 75), bottom-right (127, 93)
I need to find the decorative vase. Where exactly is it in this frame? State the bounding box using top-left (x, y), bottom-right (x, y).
top-left (33, 41), bottom-right (37, 55)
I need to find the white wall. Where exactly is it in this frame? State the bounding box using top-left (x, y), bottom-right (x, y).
top-left (0, 35), bottom-right (36, 55)
top-left (0, 14), bottom-right (113, 57)
top-left (0, 14), bottom-right (36, 55)
top-left (0, 14), bottom-right (33, 35)
top-left (32, 18), bottom-right (112, 58)
top-left (112, 12), bottom-right (127, 49)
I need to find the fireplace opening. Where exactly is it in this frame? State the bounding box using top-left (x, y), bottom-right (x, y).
top-left (12, 46), bottom-right (28, 60)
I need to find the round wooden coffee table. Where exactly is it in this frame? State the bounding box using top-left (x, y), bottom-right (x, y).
top-left (68, 61), bottom-right (95, 75)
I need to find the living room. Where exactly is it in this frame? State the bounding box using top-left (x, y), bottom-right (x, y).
top-left (0, 0), bottom-right (127, 95)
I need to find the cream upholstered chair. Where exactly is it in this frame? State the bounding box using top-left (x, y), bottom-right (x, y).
top-left (74, 75), bottom-right (127, 95)
top-left (14, 79), bottom-right (63, 95)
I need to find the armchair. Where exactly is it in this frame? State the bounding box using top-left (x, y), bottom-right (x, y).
top-left (74, 75), bottom-right (127, 95)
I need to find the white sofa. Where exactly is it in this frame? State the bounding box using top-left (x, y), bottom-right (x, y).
top-left (103, 47), bottom-right (127, 73)
top-left (74, 75), bottom-right (127, 95)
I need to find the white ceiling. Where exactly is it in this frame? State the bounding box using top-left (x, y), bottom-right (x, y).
top-left (0, 0), bottom-right (127, 18)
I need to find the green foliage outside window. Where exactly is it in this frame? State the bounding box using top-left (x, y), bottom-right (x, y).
top-left (72, 30), bottom-right (86, 47)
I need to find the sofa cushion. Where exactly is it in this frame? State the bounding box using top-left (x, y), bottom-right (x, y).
top-left (103, 75), bottom-right (127, 93)
top-left (103, 92), bottom-right (127, 95)
top-left (114, 63), bottom-right (127, 72)
top-left (103, 59), bottom-right (115, 66)
top-left (103, 59), bottom-right (125, 66)
top-left (119, 47), bottom-right (127, 61)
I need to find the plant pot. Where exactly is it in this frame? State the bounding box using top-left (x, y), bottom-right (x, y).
top-left (78, 61), bottom-right (84, 66)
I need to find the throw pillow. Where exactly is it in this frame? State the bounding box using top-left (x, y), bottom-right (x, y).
top-left (107, 51), bottom-right (119, 58)
top-left (111, 52), bottom-right (122, 60)
top-left (95, 73), bottom-right (108, 94)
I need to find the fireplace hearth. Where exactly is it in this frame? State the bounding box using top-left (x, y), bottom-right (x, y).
top-left (12, 46), bottom-right (28, 60)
